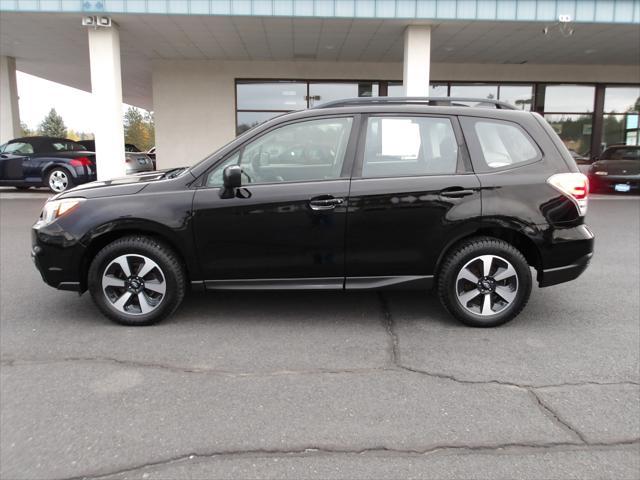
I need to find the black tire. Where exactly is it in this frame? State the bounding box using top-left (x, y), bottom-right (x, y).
top-left (46, 167), bottom-right (74, 193)
top-left (88, 236), bottom-right (186, 326)
top-left (437, 236), bottom-right (532, 328)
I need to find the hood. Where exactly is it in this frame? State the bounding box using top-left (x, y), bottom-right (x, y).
top-left (591, 159), bottom-right (640, 175)
top-left (55, 169), bottom-right (179, 200)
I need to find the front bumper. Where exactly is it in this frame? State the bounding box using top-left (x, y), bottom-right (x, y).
top-left (31, 222), bottom-right (85, 292)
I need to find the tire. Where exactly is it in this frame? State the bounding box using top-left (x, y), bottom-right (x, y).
top-left (46, 168), bottom-right (74, 193)
top-left (88, 236), bottom-right (186, 326)
top-left (437, 236), bottom-right (532, 328)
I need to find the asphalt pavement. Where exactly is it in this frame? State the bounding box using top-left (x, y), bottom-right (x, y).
top-left (0, 188), bottom-right (638, 479)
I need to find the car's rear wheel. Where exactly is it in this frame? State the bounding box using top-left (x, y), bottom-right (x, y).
top-left (46, 168), bottom-right (73, 193)
top-left (88, 236), bottom-right (186, 326)
top-left (437, 237), bottom-right (532, 327)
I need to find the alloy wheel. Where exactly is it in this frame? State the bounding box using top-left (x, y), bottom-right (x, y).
top-left (101, 254), bottom-right (167, 315)
top-left (49, 170), bottom-right (69, 192)
top-left (455, 254), bottom-right (518, 316)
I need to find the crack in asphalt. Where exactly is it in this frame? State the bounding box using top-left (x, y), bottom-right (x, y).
top-left (377, 291), bottom-right (400, 366)
top-left (64, 441), bottom-right (640, 480)
top-left (528, 389), bottom-right (589, 444)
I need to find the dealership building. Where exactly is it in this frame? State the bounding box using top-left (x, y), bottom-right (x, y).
top-left (0, 0), bottom-right (639, 177)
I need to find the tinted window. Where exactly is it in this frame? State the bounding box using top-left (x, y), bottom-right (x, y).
top-left (3, 142), bottom-right (34, 154)
top-left (48, 141), bottom-right (84, 152)
top-left (237, 82), bottom-right (307, 111)
top-left (362, 116), bottom-right (458, 178)
top-left (211, 117), bottom-right (353, 185)
top-left (472, 120), bottom-right (539, 169)
top-left (602, 147), bottom-right (640, 160)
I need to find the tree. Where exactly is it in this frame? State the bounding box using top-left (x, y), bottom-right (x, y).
top-left (20, 122), bottom-right (34, 137)
top-left (38, 108), bottom-right (67, 137)
top-left (123, 107), bottom-right (154, 151)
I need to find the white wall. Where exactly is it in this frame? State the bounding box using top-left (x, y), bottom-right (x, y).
top-left (152, 60), bottom-right (640, 169)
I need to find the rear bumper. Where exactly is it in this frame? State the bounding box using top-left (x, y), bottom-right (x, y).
top-left (537, 224), bottom-right (595, 287)
top-left (588, 174), bottom-right (640, 193)
top-left (539, 252), bottom-right (593, 287)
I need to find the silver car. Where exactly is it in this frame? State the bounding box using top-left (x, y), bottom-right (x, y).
top-left (77, 140), bottom-right (155, 174)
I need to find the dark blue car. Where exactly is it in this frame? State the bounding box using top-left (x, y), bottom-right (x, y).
top-left (0, 136), bottom-right (96, 193)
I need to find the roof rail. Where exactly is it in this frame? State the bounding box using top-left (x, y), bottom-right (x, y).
top-left (314, 96), bottom-right (518, 110)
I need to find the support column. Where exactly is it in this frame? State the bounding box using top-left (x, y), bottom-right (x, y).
top-left (403, 26), bottom-right (431, 97)
top-left (0, 56), bottom-right (21, 143)
top-left (87, 23), bottom-right (126, 180)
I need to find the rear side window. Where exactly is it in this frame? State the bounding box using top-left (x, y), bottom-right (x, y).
top-left (461, 117), bottom-right (541, 171)
top-left (361, 116), bottom-right (458, 178)
top-left (49, 141), bottom-right (85, 152)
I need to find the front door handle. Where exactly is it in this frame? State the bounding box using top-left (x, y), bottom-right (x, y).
top-left (309, 196), bottom-right (344, 211)
top-left (439, 187), bottom-right (476, 198)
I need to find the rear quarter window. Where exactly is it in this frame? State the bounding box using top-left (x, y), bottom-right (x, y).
top-left (460, 117), bottom-right (541, 172)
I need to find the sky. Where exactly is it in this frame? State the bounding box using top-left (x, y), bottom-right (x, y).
top-left (17, 71), bottom-right (141, 134)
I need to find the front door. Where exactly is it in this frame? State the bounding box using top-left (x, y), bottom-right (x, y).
top-left (345, 114), bottom-right (482, 288)
top-left (192, 115), bottom-right (357, 287)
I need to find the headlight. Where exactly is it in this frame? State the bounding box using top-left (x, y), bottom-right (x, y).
top-left (594, 171), bottom-right (608, 176)
top-left (40, 198), bottom-right (85, 224)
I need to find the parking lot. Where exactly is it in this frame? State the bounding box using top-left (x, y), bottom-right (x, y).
top-left (0, 188), bottom-right (638, 479)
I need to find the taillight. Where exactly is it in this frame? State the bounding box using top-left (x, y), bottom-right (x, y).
top-left (70, 156), bottom-right (93, 167)
top-left (547, 172), bottom-right (589, 216)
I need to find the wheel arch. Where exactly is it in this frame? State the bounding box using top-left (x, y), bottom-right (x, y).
top-left (435, 225), bottom-right (542, 280)
top-left (79, 222), bottom-right (193, 293)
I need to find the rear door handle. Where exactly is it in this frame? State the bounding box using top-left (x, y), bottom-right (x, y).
top-left (309, 196), bottom-right (344, 211)
top-left (439, 187), bottom-right (476, 198)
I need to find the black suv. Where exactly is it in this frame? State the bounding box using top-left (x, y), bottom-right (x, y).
top-left (32, 98), bottom-right (594, 327)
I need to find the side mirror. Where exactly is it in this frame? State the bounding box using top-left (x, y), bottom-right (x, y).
top-left (223, 165), bottom-right (242, 189)
top-left (220, 165), bottom-right (242, 198)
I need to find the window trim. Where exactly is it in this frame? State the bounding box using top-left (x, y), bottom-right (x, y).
top-left (199, 114), bottom-right (361, 189)
top-left (460, 116), bottom-right (544, 173)
top-left (352, 113), bottom-right (467, 180)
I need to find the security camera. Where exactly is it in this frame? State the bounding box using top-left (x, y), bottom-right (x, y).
top-left (97, 16), bottom-right (111, 27)
top-left (82, 16), bottom-right (96, 26)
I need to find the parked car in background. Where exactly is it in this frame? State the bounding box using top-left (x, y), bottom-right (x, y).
top-left (0, 136), bottom-right (95, 193)
top-left (77, 140), bottom-right (155, 174)
top-left (588, 145), bottom-right (640, 194)
top-left (146, 146), bottom-right (156, 167)
top-left (32, 97), bottom-right (594, 328)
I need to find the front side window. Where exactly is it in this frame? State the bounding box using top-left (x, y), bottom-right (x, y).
top-left (207, 117), bottom-right (353, 186)
top-left (362, 116), bottom-right (458, 178)
top-left (3, 142), bottom-right (34, 154)
top-left (470, 119), bottom-right (540, 169)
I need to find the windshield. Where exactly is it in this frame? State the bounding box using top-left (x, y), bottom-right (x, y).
top-left (601, 147), bottom-right (640, 161)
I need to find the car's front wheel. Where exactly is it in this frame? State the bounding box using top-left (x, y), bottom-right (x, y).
top-left (437, 237), bottom-right (532, 327)
top-left (88, 236), bottom-right (186, 326)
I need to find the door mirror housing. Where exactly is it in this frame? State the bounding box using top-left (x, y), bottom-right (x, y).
top-left (221, 165), bottom-right (242, 198)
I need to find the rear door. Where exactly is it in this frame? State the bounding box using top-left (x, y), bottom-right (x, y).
top-left (345, 114), bottom-right (481, 288)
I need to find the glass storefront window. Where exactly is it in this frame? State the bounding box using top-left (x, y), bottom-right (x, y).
top-left (387, 83), bottom-right (447, 97)
top-left (545, 114), bottom-right (593, 156)
top-left (236, 111), bottom-right (285, 135)
top-left (539, 85), bottom-right (595, 113)
top-left (308, 82), bottom-right (378, 107)
top-left (603, 114), bottom-right (640, 147)
top-left (450, 84), bottom-right (498, 100)
top-left (236, 82), bottom-right (307, 111)
top-left (604, 86), bottom-right (640, 113)
top-left (499, 85), bottom-right (533, 110)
